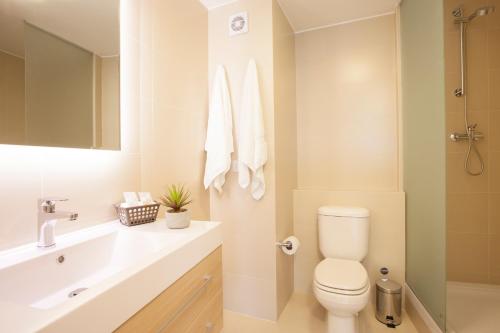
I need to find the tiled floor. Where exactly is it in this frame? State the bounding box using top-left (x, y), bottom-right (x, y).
top-left (222, 293), bottom-right (418, 333)
top-left (447, 282), bottom-right (500, 333)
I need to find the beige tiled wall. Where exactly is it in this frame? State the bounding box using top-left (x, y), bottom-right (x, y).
top-left (445, 0), bottom-right (500, 284)
top-left (139, 0), bottom-right (210, 220)
top-left (273, 0), bottom-right (297, 317)
top-left (293, 14), bottom-right (404, 299)
top-left (295, 14), bottom-right (399, 192)
top-left (208, 0), bottom-right (278, 320)
top-left (208, 0), bottom-right (299, 320)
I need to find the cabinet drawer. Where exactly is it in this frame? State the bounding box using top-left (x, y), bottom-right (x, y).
top-left (159, 263), bottom-right (222, 333)
top-left (185, 291), bottom-right (223, 333)
top-left (115, 247), bottom-right (222, 333)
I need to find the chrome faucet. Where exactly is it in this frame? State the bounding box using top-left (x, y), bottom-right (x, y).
top-left (37, 198), bottom-right (78, 248)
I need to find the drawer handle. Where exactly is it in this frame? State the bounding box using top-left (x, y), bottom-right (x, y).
top-left (157, 275), bottom-right (213, 333)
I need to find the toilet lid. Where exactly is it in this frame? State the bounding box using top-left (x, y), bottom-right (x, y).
top-left (314, 258), bottom-right (368, 291)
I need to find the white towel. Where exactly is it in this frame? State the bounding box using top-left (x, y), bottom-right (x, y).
top-left (204, 65), bottom-right (233, 193)
top-left (238, 59), bottom-right (267, 200)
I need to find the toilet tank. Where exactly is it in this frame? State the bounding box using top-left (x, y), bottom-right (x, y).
top-left (318, 206), bottom-right (370, 261)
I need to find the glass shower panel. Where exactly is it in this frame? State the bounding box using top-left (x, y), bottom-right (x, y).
top-left (444, 0), bottom-right (500, 332)
top-left (400, 0), bottom-right (447, 330)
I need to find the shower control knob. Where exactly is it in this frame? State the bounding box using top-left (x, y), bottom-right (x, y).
top-left (454, 88), bottom-right (463, 97)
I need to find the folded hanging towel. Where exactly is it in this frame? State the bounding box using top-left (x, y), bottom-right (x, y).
top-left (238, 59), bottom-right (267, 200)
top-left (204, 65), bottom-right (233, 193)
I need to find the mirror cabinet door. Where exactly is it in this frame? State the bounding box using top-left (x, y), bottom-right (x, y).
top-left (0, 0), bottom-right (120, 150)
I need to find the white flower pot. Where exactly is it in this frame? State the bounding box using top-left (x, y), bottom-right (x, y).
top-left (165, 210), bottom-right (191, 229)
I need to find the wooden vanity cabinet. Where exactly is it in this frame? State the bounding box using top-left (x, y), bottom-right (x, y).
top-left (115, 247), bottom-right (223, 333)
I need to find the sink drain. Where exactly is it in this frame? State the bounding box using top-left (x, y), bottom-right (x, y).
top-left (68, 288), bottom-right (87, 298)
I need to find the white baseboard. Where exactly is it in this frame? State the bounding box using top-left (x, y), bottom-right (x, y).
top-left (405, 283), bottom-right (443, 333)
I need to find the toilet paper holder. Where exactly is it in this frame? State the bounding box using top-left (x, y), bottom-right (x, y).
top-left (276, 236), bottom-right (300, 255)
top-left (276, 240), bottom-right (293, 251)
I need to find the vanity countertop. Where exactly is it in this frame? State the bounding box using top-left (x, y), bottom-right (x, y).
top-left (0, 219), bottom-right (222, 333)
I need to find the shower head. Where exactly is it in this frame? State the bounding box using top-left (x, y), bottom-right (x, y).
top-left (469, 6), bottom-right (495, 20)
top-left (454, 6), bottom-right (495, 23)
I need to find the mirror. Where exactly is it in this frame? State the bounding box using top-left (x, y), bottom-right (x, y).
top-left (0, 0), bottom-right (120, 150)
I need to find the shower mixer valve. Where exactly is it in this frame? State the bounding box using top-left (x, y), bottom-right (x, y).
top-left (450, 124), bottom-right (484, 142)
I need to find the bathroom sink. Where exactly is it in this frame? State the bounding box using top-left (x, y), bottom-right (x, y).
top-left (0, 229), bottom-right (180, 310)
top-left (0, 220), bottom-right (222, 333)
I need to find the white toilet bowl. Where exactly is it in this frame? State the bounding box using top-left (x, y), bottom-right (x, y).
top-left (313, 258), bottom-right (370, 333)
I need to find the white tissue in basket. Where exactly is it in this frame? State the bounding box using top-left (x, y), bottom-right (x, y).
top-left (138, 192), bottom-right (154, 204)
top-left (123, 192), bottom-right (139, 205)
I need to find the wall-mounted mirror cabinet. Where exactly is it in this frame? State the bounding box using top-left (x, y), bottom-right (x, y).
top-left (0, 0), bottom-right (120, 150)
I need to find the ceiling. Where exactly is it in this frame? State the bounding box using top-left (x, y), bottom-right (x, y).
top-left (0, 0), bottom-right (401, 58)
top-left (278, 0), bottom-right (401, 32)
top-left (0, 0), bottom-right (119, 58)
top-left (199, 0), bottom-right (238, 10)
top-left (199, 0), bottom-right (401, 33)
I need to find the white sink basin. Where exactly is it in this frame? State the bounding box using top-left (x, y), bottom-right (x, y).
top-left (0, 220), bottom-right (222, 333)
top-left (0, 229), bottom-right (181, 309)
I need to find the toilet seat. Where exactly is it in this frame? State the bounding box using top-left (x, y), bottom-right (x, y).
top-left (314, 280), bottom-right (369, 295)
top-left (314, 258), bottom-right (369, 296)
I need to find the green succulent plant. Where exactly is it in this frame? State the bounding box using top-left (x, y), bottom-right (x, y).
top-left (159, 184), bottom-right (192, 213)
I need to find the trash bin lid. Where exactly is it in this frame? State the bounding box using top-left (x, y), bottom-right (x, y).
top-left (376, 278), bottom-right (402, 294)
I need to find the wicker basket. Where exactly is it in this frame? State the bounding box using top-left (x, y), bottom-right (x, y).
top-left (116, 203), bottom-right (160, 226)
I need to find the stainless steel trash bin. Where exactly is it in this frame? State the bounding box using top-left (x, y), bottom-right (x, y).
top-left (375, 267), bottom-right (402, 328)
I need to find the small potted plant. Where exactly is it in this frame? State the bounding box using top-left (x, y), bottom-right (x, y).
top-left (159, 184), bottom-right (192, 229)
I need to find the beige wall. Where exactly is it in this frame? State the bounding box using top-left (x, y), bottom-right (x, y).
top-left (293, 14), bottom-right (405, 302)
top-left (94, 55), bottom-right (103, 148)
top-left (90, 55), bottom-right (120, 150)
top-left (209, 0), bottom-right (278, 320)
top-left (0, 50), bottom-right (25, 144)
top-left (273, 0), bottom-right (297, 317)
top-left (296, 14), bottom-right (399, 192)
top-left (100, 56), bottom-right (121, 150)
top-left (445, 0), bottom-right (500, 284)
top-left (25, 23), bottom-right (94, 148)
top-left (209, 0), bottom-right (298, 319)
top-left (140, 0), bottom-right (210, 220)
top-left (0, 0), bottom-right (142, 250)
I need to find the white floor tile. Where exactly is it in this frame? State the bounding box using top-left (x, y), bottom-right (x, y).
top-left (222, 293), bottom-right (418, 333)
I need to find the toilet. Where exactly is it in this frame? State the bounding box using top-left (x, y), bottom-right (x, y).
top-left (313, 206), bottom-right (370, 333)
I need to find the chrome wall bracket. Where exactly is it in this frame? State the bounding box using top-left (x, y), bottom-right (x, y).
top-left (276, 241), bottom-right (293, 251)
top-left (452, 7), bottom-right (463, 18)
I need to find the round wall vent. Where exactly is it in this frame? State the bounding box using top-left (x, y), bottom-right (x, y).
top-left (229, 12), bottom-right (248, 36)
